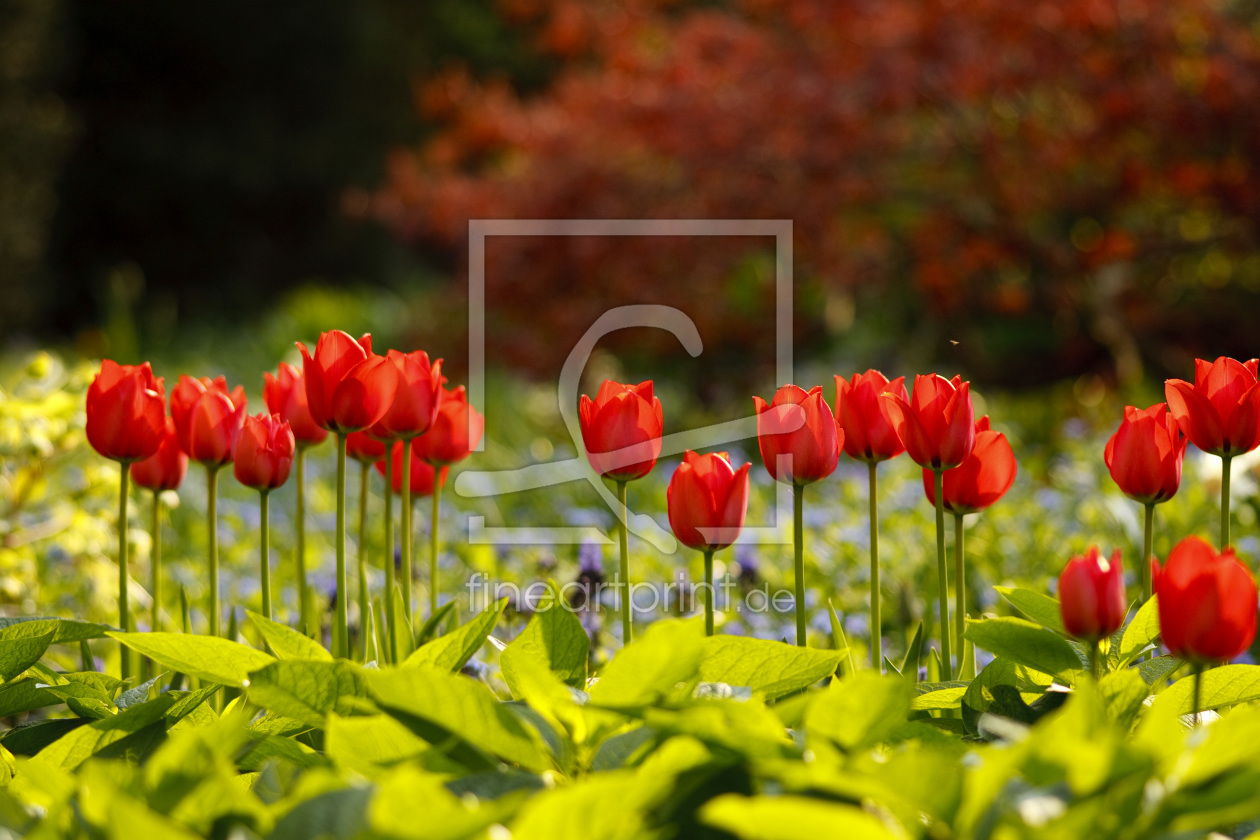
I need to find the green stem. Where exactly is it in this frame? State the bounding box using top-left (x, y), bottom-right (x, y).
top-left (295, 447), bottom-right (310, 636)
top-left (1193, 662), bottom-right (1205, 725)
top-left (335, 434), bottom-right (348, 659)
top-left (260, 491), bottom-right (272, 620)
top-left (703, 549), bottom-right (715, 636)
top-left (401, 438), bottom-right (414, 628)
top-left (208, 466), bottom-right (220, 638)
top-left (934, 469), bottom-right (952, 676)
top-left (118, 465), bottom-right (131, 682)
top-left (150, 490), bottom-right (161, 636)
top-left (383, 453), bottom-right (395, 663)
top-left (868, 462), bottom-right (881, 670)
top-left (1142, 502), bottom-right (1154, 603)
top-left (954, 512), bottom-right (966, 680)
top-left (431, 477), bottom-right (442, 618)
top-left (617, 480), bottom-right (632, 644)
top-left (357, 460), bottom-right (370, 661)
top-left (794, 482), bottom-right (806, 648)
top-left (1090, 639), bottom-right (1102, 681)
top-left (1222, 453), bottom-right (1233, 549)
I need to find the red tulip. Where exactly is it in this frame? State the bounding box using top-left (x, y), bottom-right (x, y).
top-left (835, 370), bottom-right (906, 463)
top-left (234, 413), bottom-right (295, 491)
top-left (1058, 547), bottom-right (1127, 643)
top-left (1104, 403), bottom-right (1187, 505)
top-left (880, 374), bottom-right (975, 471)
top-left (921, 416), bottom-right (1016, 515)
top-left (170, 375), bottom-right (247, 467)
top-left (753, 385), bottom-right (840, 485)
top-left (414, 385), bottom-right (485, 466)
top-left (1165, 357), bottom-right (1260, 457)
top-left (129, 417), bottom-right (188, 491)
top-left (376, 442), bottom-right (449, 496)
top-left (579, 379), bottom-right (663, 482)
top-left (298, 331), bottom-right (400, 434)
top-left (346, 430), bottom-right (387, 462)
top-left (263, 362), bottom-right (328, 447)
top-left (667, 451), bottom-right (750, 552)
top-left (374, 349), bottom-right (444, 440)
top-left (85, 359), bottom-right (166, 462)
top-left (1155, 536), bottom-right (1258, 662)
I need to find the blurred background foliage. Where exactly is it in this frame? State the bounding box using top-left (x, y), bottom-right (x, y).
top-left (5, 0), bottom-right (1260, 393)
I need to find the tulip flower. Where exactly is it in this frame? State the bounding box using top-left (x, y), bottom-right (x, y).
top-left (921, 415), bottom-right (1016, 676)
top-left (264, 361), bottom-right (327, 638)
top-left (579, 379), bottom-right (664, 644)
top-left (667, 451), bottom-right (750, 635)
top-left (1165, 357), bottom-right (1260, 548)
top-left (130, 417), bottom-right (186, 642)
top-left (836, 370), bottom-right (907, 669)
top-left (1059, 547), bottom-right (1126, 677)
top-left (85, 359), bottom-right (166, 682)
top-left (415, 385), bottom-right (485, 618)
top-left (299, 330), bottom-right (400, 658)
top-left (1104, 403), bottom-right (1187, 602)
top-left (753, 384), bottom-right (841, 647)
top-left (1155, 536), bottom-right (1259, 720)
top-left (880, 374), bottom-right (975, 675)
top-left (234, 414), bottom-right (295, 619)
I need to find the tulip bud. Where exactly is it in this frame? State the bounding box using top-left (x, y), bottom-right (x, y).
top-left (1104, 403), bottom-right (1186, 505)
top-left (298, 330), bottom-right (399, 434)
top-left (667, 451), bottom-right (751, 552)
top-left (835, 370), bottom-right (906, 464)
top-left (130, 417), bottom-right (188, 491)
top-left (414, 385), bottom-right (484, 467)
top-left (1059, 547), bottom-right (1127, 643)
top-left (346, 430), bottom-right (387, 463)
top-left (85, 359), bottom-right (166, 463)
top-left (170, 375), bottom-right (247, 468)
top-left (234, 414), bottom-right (295, 491)
top-left (579, 379), bottom-right (663, 482)
top-left (753, 384), bottom-right (840, 486)
top-left (1155, 536), bottom-right (1258, 662)
top-left (1165, 357), bottom-right (1260, 458)
top-left (263, 362), bottom-right (328, 448)
top-left (374, 349), bottom-right (444, 440)
top-left (922, 416), bottom-right (1016, 515)
top-left (879, 374), bottom-right (975, 471)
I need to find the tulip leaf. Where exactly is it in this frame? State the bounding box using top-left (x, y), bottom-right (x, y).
top-left (1119, 596), bottom-right (1161, 665)
top-left (0, 621), bottom-right (57, 683)
top-left (246, 611), bottom-right (332, 661)
top-left (995, 586), bottom-right (1067, 636)
top-left (108, 632), bottom-right (275, 687)
top-left (0, 617), bottom-right (114, 644)
top-left (588, 619), bottom-right (705, 709)
top-left (699, 636), bottom-right (843, 700)
top-left (964, 616), bottom-right (1085, 680)
top-left (31, 692), bottom-right (178, 770)
top-left (501, 585), bottom-right (589, 690)
top-left (245, 660), bottom-right (369, 727)
top-left (806, 672), bottom-right (912, 752)
top-left (403, 598), bottom-right (505, 672)
top-left (1153, 664), bottom-right (1260, 717)
top-left (1099, 668), bottom-right (1149, 730)
top-left (910, 686), bottom-right (968, 711)
top-left (699, 793), bottom-right (902, 840)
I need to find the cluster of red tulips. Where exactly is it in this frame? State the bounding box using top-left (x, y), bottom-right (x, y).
top-left (84, 330), bottom-right (483, 674)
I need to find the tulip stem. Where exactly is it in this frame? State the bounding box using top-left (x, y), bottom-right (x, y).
top-left (260, 490), bottom-right (272, 621)
top-left (118, 465), bottom-right (131, 682)
top-left (954, 512), bottom-right (967, 680)
top-left (1142, 502), bottom-right (1154, 603)
top-left (868, 462), bottom-right (881, 670)
top-left (703, 549), bottom-right (715, 636)
top-left (1221, 453), bottom-right (1233, 549)
top-left (1089, 640), bottom-right (1102, 681)
top-left (1192, 663), bottom-right (1205, 725)
top-left (357, 460), bottom-right (370, 661)
top-left (295, 447), bottom-right (311, 637)
top-left (431, 477), bottom-right (442, 620)
top-left (335, 434), bottom-right (348, 660)
top-left (934, 469), bottom-right (952, 676)
top-left (616, 480), bottom-right (632, 644)
top-left (207, 466), bottom-right (220, 639)
top-left (401, 438), bottom-right (414, 629)
top-left (383, 454), bottom-right (396, 664)
top-left (150, 490), bottom-right (161, 637)
top-left (794, 483), bottom-right (806, 648)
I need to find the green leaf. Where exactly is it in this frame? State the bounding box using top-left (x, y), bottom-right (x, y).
top-left (245, 660), bottom-right (368, 727)
top-left (108, 632), bottom-right (275, 686)
top-left (0, 617), bottom-right (114, 644)
top-left (40, 682), bottom-right (115, 720)
top-left (1138, 655), bottom-right (1183, 686)
top-left (403, 598), bottom-right (505, 672)
top-left (588, 619), bottom-right (704, 709)
top-left (910, 686), bottom-right (968, 711)
top-left (699, 794), bottom-right (901, 839)
top-left (827, 600), bottom-right (857, 678)
top-left (246, 611), bottom-right (332, 662)
top-left (271, 786), bottom-right (372, 840)
top-left (414, 600), bottom-right (455, 647)
top-left (900, 622), bottom-right (924, 681)
top-left (392, 587), bottom-right (415, 660)
top-left (1118, 595), bottom-right (1161, 665)
top-left (698, 636), bottom-right (842, 700)
top-left (31, 693), bottom-right (177, 769)
top-left (1099, 668), bottom-right (1149, 730)
top-left (995, 586), bottom-right (1067, 635)
top-left (0, 718), bottom-right (90, 755)
top-left (115, 674), bottom-right (162, 710)
top-left (325, 713), bottom-right (428, 776)
top-left (0, 620), bottom-right (56, 682)
top-left (1154, 664), bottom-right (1260, 716)
top-left (806, 671), bottom-right (912, 752)
top-left (960, 657), bottom-right (1054, 735)
top-left (370, 763), bottom-right (525, 840)
top-left (502, 588), bottom-right (589, 689)
top-left (964, 616), bottom-right (1084, 679)
top-left (367, 665), bottom-right (551, 773)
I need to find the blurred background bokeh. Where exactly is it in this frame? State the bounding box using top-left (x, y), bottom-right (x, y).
top-left (7, 0), bottom-right (1260, 393)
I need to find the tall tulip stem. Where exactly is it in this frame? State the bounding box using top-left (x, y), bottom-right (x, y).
top-left (207, 466), bottom-right (220, 638)
top-left (868, 462), bottom-right (881, 669)
top-left (295, 447), bottom-right (311, 637)
top-left (1192, 662), bottom-right (1205, 725)
top-left (1089, 640), bottom-right (1102, 681)
top-left (1142, 502), bottom-right (1154, 603)
top-left (954, 512), bottom-right (967, 679)
top-left (703, 549), bottom-right (715, 637)
top-left (150, 490), bottom-right (161, 636)
top-left (794, 483), bottom-right (806, 648)
top-left (401, 438), bottom-right (414, 628)
top-left (430, 478), bottom-right (442, 618)
top-left (933, 469), bottom-right (952, 674)
top-left (383, 454), bottom-right (396, 663)
top-left (1221, 453), bottom-right (1233, 549)
top-left (335, 434), bottom-right (348, 659)
top-left (617, 480), bottom-right (632, 644)
top-left (117, 465), bottom-right (131, 681)
top-left (357, 461), bottom-right (369, 661)
top-left (259, 491), bottom-right (272, 620)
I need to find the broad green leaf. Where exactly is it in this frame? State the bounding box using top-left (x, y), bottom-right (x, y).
top-left (1099, 668), bottom-right (1149, 730)
top-left (1153, 664), bottom-right (1260, 716)
top-left (699, 794), bottom-right (901, 839)
top-left (246, 611), bottom-right (332, 661)
top-left (367, 665), bottom-right (551, 773)
top-left (961, 657), bottom-right (1054, 735)
top-left (590, 726), bottom-right (655, 771)
top-left (403, 598), bottom-right (505, 671)
top-left (0, 617), bottom-right (114, 644)
top-left (31, 693), bottom-right (177, 770)
top-left (806, 672), bottom-right (912, 752)
top-left (508, 772), bottom-right (644, 840)
top-left (500, 642), bottom-right (589, 744)
top-left (1119, 595), bottom-right (1161, 664)
top-left (325, 713), bottom-right (428, 777)
top-left (699, 636), bottom-right (842, 700)
top-left (108, 632), bottom-right (275, 686)
top-left (1138, 655), bottom-right (1183, 686)
top-left (115, 674), bottom-right (162, 710)
top-left (40, 682), bottom-right (115, 720)
top-left (0, 718), bottom-right (89, 755)
top-left (237, 733), bottom-right (326, 772)
top-left (588, 619), bottom-right (704, 709)
top-left (910, 686), bottom-right (968, 711)
top-left (270, 786), bottom-right (371, 840)
top-left (0, 621), bottom-right (56, 682)
top-left (502, 588), bottom-right (589, 689)
top-left (964, 617), bottom-right (1084, 680)
top-left (245, 660), bottom-right (367, 727)
top-left (996, 586), bottom-right (1067, 635)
